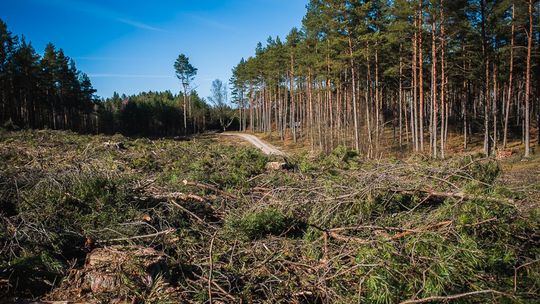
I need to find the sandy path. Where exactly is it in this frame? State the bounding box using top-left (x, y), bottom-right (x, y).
top-left (221, 133), bottom-right (287, 156)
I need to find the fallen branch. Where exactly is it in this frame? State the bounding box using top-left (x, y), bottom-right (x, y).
top-left (328, 231), bottom-right (372, 244)
top-left (98, 228), bottom-right (175, 243)
top-left (514, 259), bottom-right (540, 292)
top-left (389, 221), bottom-right (453, 240)
top-left (394, 189), bottom-right (516, 205)
top-left (208, 232), bottom-right (217, 304)
top-left (400, 289), bottom-right (510, 304)
top-left (183, 179), bottom-right (238, 199)
top-left (309, 224), bottom-right (372, 244)
top-left (311, 221), bottom-right (453, 245)
top-left (152, 192), bottom-right (205, 203)
top-left (133, 179), bottom-right (156, 191)
top-left (168, 200), bottom-right (213, 226)
top-left (193, 272), bottom-right (236, 301)
top-left (329, 225), bottom-right (416, 233)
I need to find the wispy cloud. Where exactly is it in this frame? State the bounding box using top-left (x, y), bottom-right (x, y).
top-left (182, 13), bottom-right (237, 32)
top-left (33, 0), bottom-right (167, 33)
top-left (76, 56), bottom-right (138, 61)
top-left (117, 18), bottom-right (168, 33)
top-left (88, 73), bottom-right (173, 79)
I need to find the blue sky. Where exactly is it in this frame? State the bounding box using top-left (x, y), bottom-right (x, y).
top-left (1, 0), bottom-right (308, 99)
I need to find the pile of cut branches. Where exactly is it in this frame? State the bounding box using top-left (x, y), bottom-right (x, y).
top-left (1, 130), bottom-right (539, 303)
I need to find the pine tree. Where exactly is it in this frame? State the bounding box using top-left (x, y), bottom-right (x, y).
top-left (229, 0), bottom-right (539, 158)
top-left (174, 54), bottom-right (197, 133)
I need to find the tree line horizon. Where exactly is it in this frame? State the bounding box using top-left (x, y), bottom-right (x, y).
top-left (1, 0), bottom-right (540, 158)
top-left (0, 19), bottom-right (235, 137)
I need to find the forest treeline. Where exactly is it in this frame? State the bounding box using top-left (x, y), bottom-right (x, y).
top-left (0, 19), bottom-right (217, 137)
top-left (99, 91), bottom-right (211, 136)
top-left (231, 0), bottom-right (539, 157)
top-left (0, 20), bottom-right (96, 132)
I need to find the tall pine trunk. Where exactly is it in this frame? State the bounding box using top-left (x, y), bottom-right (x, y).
top-left (440, 0), bottom-right (447, 158)
top-left (503, 2), bottom-right (515, 148)
top-left (524, 0), bottom-right (532, 157)
top-left (431, 16), bottom-right (438, 158)
top-left (349, 35), bottom-right (360, 151)
top-left (418, 1), bottom-right (425, 152)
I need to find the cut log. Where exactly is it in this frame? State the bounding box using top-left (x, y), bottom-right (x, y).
top-left (44, 246), bottom-right (171, 302)
top-left (83, 246), bottom-right (168, 292)
top-left (266, 162), bottom-right (286, 171)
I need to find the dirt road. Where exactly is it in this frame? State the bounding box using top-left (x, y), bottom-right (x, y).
top-left (221, 133), bottom-right (287, 156)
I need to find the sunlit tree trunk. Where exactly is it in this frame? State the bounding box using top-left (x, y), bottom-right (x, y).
top-left (503, 2), bottom-right (515, 149)
top-left (431, 15), bottom-right (438, 158)
top-left (440, 0), bottom-right (447, 158)
top-left (418, 1), bottom-right (425, 152)
top-left (349, 35), bottom-right (360, 151)
top-left (493, 63), bottom-right (498, 151)
top-left (308, 69), bottom-right (314, 150)
top-left (481, 0), bottom-right (491, 156)
top-left (412, 23), bottom-right (419, 152)
top-left (290, 51), bottom-right (297, 142)
top-left (399, 44), bottom-right (404, 148)
top-left (375, 48), bottom-right (380, 154)
top-left (524, 0), bottom-right (532, 157)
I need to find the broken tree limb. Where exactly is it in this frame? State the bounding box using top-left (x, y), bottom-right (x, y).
top-left (514, 258), bottom-right (540, 292)
top-left (328, 231), bottom-right (372, 244)
top-left (98, 228), bottom-right (175, 243)
top-left (183, 179), bottom-right (237, 200)
top-left (208, 231), bottom-right (217, 304)
top-left (309, 224), bottom-right (372, 244)
top-left (389, 221), bottom-right (453, 240)
top-left (329, 225), bottom-right (416, 233)
top-left (393, 189), bottom-right (516, 205)
top-left (168, 200), bottom-right (213, 226)
top-left (192, 272), bottom-right (236, 301)
top-left (400, 289), bottom-right (511, 304)
top-left (133, 179), bottom-right (157, 191)
top-left (310, 220), bottom-right (454, 245)
top-left (152, 192), bottom-right (205, 203)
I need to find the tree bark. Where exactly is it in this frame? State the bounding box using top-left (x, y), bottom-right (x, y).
top-left (524, 0), bottom-right (532, 157)
top-left (481, 0), bottom-right (491, 156)
top-left (440, 0), bottom-right (447, 158)
top-left (431, 16), bottom-right (438, 158)
top-left (418, 1), bottom-right (425, 152)
top-left (349, 34), bottom-right (360, 152)
top-left (503, 2), bottom-right (515, 148)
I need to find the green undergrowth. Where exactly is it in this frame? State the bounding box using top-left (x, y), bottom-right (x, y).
top-left (0, 130), bottom-right (268, 299)
top-left (229, 148), bottom-right (540, 302)
top-left (225, 208), bottom-right (304, 240)
top-left (1, 129), bottom-right (539, 302)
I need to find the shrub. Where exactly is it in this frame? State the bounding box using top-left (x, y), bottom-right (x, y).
top-left (466, 159), bottom-right (501, 185)
top-left (187, 146), bottom-right (267, 188)
top-left (225, 208), bottom-right (299, 240)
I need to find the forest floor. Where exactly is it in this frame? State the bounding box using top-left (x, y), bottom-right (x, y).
top-left (1, 129), bottom-right (540, 303)
top-left (252, 126), bottom-right (539, 158)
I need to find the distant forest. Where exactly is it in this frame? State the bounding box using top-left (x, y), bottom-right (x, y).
top-left (99, 91), bottom-right (210, 136)
top-left (231, 0), bottom-right (539, 157)
top-left (0, 20), bottom-right (96, 132)
top-left (0, 19), bottom-right (214, 136)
